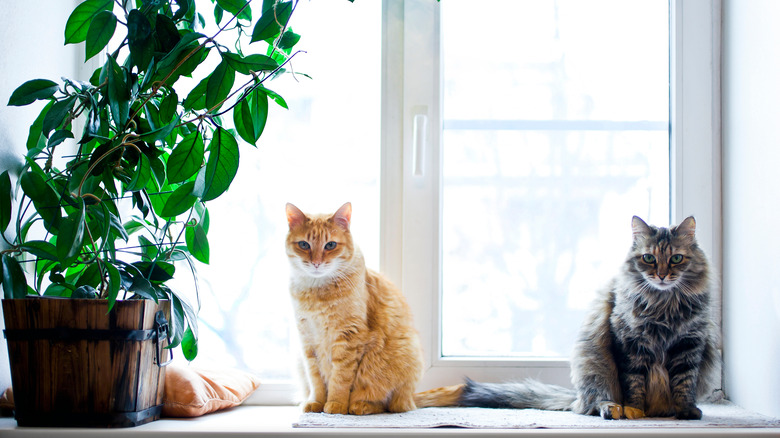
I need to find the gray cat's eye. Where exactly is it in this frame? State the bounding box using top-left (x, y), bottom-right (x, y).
top-left (324, 241), bottom-right (337, 250)
top-left (298, 241), bottom-right (311, 250)
top-left (642, 254), bottom-right (656, 264)
top-left (670, 254), bottom-right (684, 264)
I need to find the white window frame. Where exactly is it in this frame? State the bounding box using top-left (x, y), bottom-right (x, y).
top-left (381, 0), bottom-right (722, 391)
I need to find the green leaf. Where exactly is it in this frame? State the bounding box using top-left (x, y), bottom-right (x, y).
top-left (172, 0), bottom-right (191, 21)
top-left (251, 0), bottom-right (293, 43)
top-left (42, 96), bottom-right (77, 137)
top-left (261, 85), bottom-right (288, 109)
top-left (167, 131), bottom-right (205, 183)
top-left (106, 55), bottom-right (130, 127)
top-left (26, 101), bottom-right (53, 150)
top-left (90, 203), bottom-right (128, 241)
top-left (185, 222), bottom-right (209, 264)
top-left (154, 31), bottom-right (206, 82)
top-left (194, 199), bottom-right (210, 232)
top-left (167, 293), bottom-right (186, 348)
top-left (85, 10), bottom-right (117, 61)
top-left (43, 283), bottom-right (73, 297)
top-left (159, 91), bottom-right (179, 123)
top-left (105, 262), bottom-right (121, 311)
top-left (205, 60), bottom-right (235, 111)
top-left (278, 29), bottom-right (301, 51)
top-left (202, 128), bottom-right (239, 202)
top-left (234, 87), bottom-right (268, 145)
top-left (125, 153), bottom-right (151, 192)
top-left (2, 255), bottom-right (28, 299)
top-left (233, 98), bottom-right (254, 146)
top-left (56, 199), bottom-right (86, 264)
top-left (183, 76), bottom-right (209, 111)
top-left (8, 79), bottom-right (58, 106)
top-left (135, 261), bottom-right (175, 283)
top-left (181, 326), bottom-right (198, 361)
top-left (214, 4), bottom-right (224, 24)
top-left (65, 0), bottom-right (114, 45)
top-left (48, 129), bottom-right (74, 148)
top-left (128, 9), bottom-right (154, 70)
top-left (87, 142), bottom-right (121, 177)
top-left (129, 274), bottom-right (158, 301)
top-left (19, 171), bottom-right (61, 234)
top-left (19, 241), bottom-right (58, 261)
top-left (216, 0), bottom-right (251, 20)
top-left (137, 116), bottom-right (180, 143)
top-left (138, 235), bottom-right (159, 261)
top-left (222, 53), bottom-right (278, 75)
top-left (0, 171), bottom-right (12, 233)
top-left (75, 262), bottom-right (102, 287)
top-left (161, 181), bottom-right (198, 217)
top-left (150, 155), bottom-right (167, 188)
top-left (155, 14), bottom-right (181, 53)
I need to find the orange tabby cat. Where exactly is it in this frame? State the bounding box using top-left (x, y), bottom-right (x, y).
top-left (286, 202), bottom-right (429, 415)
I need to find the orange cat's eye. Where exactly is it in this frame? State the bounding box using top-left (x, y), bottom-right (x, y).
top-left (298, 241), bottom-right (310, 250)
top-left (324, 241), bottom-right (337, 250)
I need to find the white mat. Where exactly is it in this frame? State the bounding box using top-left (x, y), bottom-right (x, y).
top-left (294, 402), bottom-right (780, 429)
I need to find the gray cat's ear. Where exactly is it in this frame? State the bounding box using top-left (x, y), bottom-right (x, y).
top-left (675, 216), bottom-right (697, 238)
top-left (332, 202), bottom-right (352, 231)
top-left (631, 216), bottom-right (652, 239)
top-left (286, 203), bottom-right (306, 229)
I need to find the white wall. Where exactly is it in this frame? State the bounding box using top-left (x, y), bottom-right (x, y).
top-left (722, 0), bottom-right (780, 418)
top-left (0, 0), bottom-right (81, 395)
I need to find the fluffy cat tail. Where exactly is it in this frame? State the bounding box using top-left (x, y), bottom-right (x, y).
top-left (459, 378), bottom-right (576, 411)
top-left (413, 384), bottom-right (466, 407)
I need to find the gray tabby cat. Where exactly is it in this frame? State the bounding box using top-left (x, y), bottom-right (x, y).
top-left (460, 216), bottom-right (721, 420)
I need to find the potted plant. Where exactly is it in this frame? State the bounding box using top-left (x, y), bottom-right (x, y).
top-left (1, 0), bottom-right (303, 427)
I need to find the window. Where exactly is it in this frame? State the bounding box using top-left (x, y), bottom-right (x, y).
top-left (439, 1), bottom-right (670, 358)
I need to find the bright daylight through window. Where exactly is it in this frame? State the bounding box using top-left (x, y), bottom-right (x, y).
top-left (439, 0), bottom-right (670, 358)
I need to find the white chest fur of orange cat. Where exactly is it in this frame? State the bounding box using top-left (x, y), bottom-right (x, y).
top-left (285, 202), bottom-right (430, 415)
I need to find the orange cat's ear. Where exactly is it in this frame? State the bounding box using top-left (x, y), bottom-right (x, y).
top-left (332, 202), bottom-right (352, 231)
top-left (286, 203), bottom-right (306, 230)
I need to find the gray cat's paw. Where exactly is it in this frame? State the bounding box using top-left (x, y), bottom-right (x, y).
top-left (675, 405), bottom-right (703, 420)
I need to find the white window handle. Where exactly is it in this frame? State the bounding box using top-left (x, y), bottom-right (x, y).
top-left (412, 113), bottom-right (427, 177)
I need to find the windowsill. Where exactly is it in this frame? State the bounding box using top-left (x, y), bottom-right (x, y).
top-left (0, 406), bottom-right (778, 438)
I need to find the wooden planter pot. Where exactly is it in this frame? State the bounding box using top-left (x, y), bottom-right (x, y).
top-left (2, 298), bottom-right (171, 427)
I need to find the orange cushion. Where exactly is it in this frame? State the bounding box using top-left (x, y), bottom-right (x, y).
top-left (162, 364), bottom-right (262, 417)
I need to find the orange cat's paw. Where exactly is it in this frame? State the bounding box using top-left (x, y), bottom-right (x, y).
top-left (599, 402), bottom-right (623, 420)
top-left (623, 406), bottom-right (646, 419)
top-left (349, 401), bottom-right (385, 415)
top-left (303, 401), bottom-right (324, 413)
top-left (387, 397), bottom-right (416, 413)
top-left (324, 401), bottom-right (348, 415)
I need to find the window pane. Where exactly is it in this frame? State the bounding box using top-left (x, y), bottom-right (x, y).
top-left (173, 0), bottom-right (381, 381)
top-left (440, 0), bottom-right (670, 357)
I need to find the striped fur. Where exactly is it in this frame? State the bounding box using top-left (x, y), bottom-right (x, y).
top-left (461, 216), bottom-right (721, 420)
